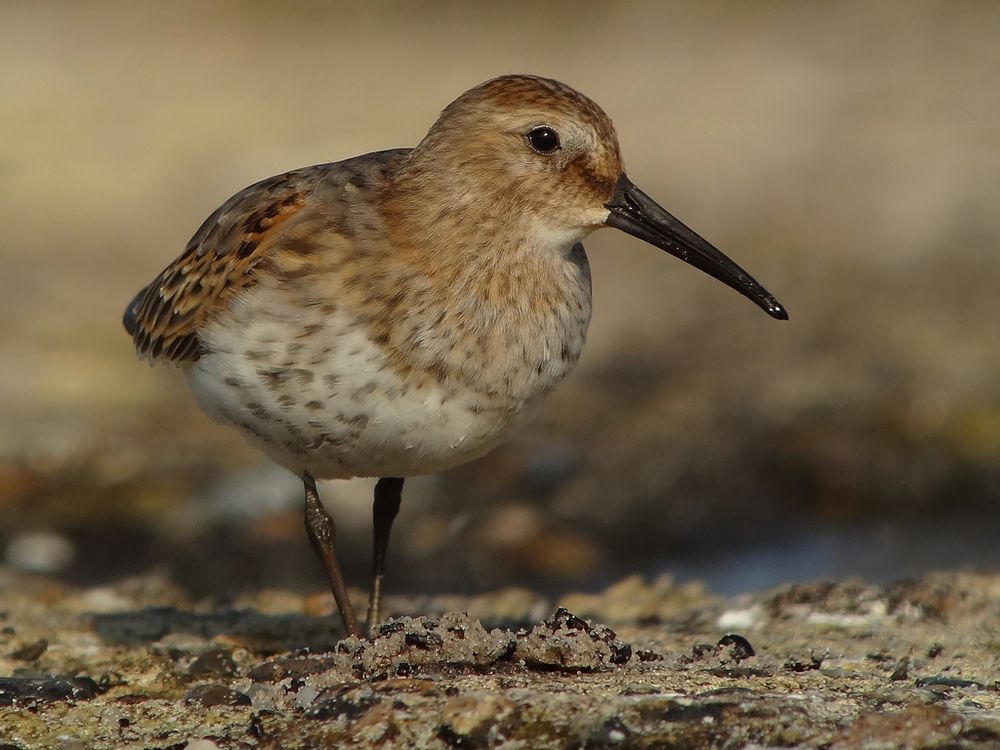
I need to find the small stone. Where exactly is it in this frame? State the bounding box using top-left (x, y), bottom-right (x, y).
top-left (4, 531), bottom-right (74, 574)
top-left (0, 676), bottom-right (98, 707)
top-left (79, 586), bottom-right (132, 614)
top-left (636, 649), bottom-right (663, 662)
top-left (717, 633), bottom-right (755, 661)
top-left (184, 683), bottom-right (251, 707)
top-left (187, 649), bottom-right (238, 677)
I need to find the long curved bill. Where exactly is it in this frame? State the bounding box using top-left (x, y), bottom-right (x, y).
top-left (605, 174), bottom-right (788, 320)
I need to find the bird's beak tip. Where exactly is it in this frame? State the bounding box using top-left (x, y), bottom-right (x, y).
top-left (605, 175), bottom-right (788, 321)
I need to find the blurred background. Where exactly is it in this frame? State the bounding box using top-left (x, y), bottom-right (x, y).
top-left (1, 1), bottom-right (998, 600)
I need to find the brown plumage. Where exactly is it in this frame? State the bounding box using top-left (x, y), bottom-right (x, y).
top-left (123, 158), bottom-right (391, 363)
top-left (124, 74), bottom-right (786, 637)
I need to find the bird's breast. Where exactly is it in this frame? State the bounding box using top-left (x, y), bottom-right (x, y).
top-left (185, 243), bottom-right (592, 479)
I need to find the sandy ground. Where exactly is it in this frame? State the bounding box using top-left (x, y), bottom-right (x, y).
top-left (1, 569), bottom-right (999, 749)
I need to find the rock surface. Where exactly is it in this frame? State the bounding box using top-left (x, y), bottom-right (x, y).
top-left (0, 568), bottom-right (998, 749)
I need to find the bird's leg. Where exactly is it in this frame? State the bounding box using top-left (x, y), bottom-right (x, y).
top-left (302, 473), bottom-right (361, 637)
top-left (366, 477), bottom-right (404, 635)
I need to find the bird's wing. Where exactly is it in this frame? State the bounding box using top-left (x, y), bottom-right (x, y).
top-left (124, 149), bottom-right (413, 365)
top-left (123, 167), bottom-right (326, 364)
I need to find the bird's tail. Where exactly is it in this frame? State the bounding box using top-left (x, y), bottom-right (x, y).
top-left (122, 286), bottom-right (147, 336)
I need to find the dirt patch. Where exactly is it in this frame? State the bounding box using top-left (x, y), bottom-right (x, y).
top-left (0, 569), bottom-right (998, 748)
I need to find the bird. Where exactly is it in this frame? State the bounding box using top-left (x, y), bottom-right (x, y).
top-left (123, 74), bottom-right (787, 638)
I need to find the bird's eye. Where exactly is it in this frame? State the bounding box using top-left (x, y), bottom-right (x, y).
top-left (526, 126), bottom-right (561, 154)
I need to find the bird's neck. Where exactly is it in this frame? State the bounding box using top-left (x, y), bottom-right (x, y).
top-left (382, 155), bottom-right (584, 271)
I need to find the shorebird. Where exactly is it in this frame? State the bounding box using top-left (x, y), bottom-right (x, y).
top-left (124, 74), bottom-right (787, 637)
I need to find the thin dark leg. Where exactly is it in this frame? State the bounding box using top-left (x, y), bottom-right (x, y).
top-left (302, 473), bottom-right (360, 637)
top-left (366, 476), bottom-right (404, 634)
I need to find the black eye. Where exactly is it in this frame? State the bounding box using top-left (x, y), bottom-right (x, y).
top-left (527, 126), bottom-right (561, 153)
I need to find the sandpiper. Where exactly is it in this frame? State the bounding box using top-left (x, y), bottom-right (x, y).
top-left (124, 74), bottom-right (787, 637)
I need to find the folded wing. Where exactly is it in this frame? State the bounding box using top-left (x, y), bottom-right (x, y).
top-left (124, 169), bottom-right (313, 364)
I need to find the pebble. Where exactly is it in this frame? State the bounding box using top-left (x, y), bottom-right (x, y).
top-left (0, 676), bottom-right (98, 707)
top-left (187, 649), bottom-right (238, 677)
top-left (184, 683), bottom-right (252, 707)
top-left (4, 530), bottom-right (74, 573)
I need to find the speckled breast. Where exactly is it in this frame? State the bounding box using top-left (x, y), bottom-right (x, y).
top-left (183, 245), bottom-right (593, 479)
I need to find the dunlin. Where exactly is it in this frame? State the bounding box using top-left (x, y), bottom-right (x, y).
top-left (124, 74), bottom-right (787, 637)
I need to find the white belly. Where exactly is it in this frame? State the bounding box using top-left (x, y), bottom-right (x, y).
top-left (185, 309), bottom-right (567, 479)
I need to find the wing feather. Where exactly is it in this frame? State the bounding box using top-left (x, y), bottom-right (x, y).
top-left (124, 170), bottom-right (311, 364)
top-left (124, 149), bottom-right (411, 365)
